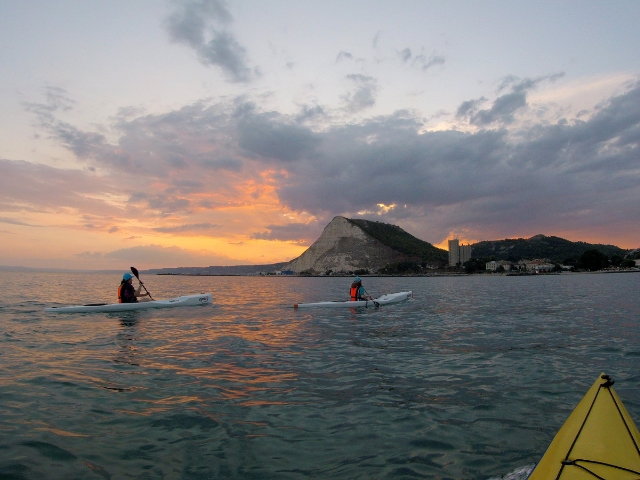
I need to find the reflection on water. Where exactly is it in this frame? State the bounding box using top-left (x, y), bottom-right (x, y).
top-left (0, 272), bottom-right (639, 479)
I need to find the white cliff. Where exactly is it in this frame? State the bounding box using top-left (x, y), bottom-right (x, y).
top-left (283, 216), bottom-right (410, 273)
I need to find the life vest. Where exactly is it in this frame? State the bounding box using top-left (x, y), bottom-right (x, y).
top-left (350, 282), bottom-right (361, 301)
top-left (118, 282), bottom-right (137, 303)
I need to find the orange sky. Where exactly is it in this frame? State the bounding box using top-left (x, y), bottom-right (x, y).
top-left (1, 3), bottom-right (639, 269)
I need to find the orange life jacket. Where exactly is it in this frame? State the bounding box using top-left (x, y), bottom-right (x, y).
top-left (350, 282), bottom-right (360, 301)
top-left (117, 284), bottom-right (124, 303)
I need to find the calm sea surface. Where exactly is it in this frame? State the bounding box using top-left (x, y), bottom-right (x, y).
top-left (1, 272), bottom-right (639, 479)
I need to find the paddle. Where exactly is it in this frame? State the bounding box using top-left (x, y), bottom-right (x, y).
top-left (363, 288), bottom-right (380, 308)
top-left (130, 266), bottom-right (154, 300)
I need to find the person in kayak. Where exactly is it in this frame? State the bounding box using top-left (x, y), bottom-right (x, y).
top-left (350, 277), bottom-right (373, 301)
top-left (118, 273), bottom-right (151, 303)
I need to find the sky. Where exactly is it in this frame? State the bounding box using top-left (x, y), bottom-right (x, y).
top-left (1, 0), bottom-right (639, 270)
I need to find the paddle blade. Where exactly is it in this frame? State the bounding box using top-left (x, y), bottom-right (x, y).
top-left (130, 266), bottom-right (140, 279)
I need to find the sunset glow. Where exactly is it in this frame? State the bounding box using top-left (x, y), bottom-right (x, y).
top-left (1, 1), bottom-right (639, 269)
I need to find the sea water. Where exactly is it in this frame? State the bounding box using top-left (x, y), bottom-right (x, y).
top-left (1, 272), bottom-right (639, 479)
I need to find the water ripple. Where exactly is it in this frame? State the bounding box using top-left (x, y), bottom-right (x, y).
top-left (0, 273), bottom-right (638, 478)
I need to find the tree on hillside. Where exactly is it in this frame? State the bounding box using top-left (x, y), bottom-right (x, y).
top-left (610, 255), bottom-right (623, 267)
top-left (576, 249), bottom-right (609, 271)
top-left (464, 258), bottom-right (491, 273)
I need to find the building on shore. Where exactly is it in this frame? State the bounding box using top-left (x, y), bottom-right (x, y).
top-left (486, 260), bottom-right (512, 272)
top-left (448, 239), bottom-right (472, 266)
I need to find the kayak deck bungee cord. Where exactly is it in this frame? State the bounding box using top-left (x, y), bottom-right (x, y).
top-left (527, 372), bottom-right (640, 479)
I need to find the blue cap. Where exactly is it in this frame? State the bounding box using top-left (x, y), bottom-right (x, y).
top-left (123, 273), bottom-right (133, 281)
top-left (354, 277), bottom-right (361, 282)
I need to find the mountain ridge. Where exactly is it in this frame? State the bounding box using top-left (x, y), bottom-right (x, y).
top-left (470, 234), bottom-right (628, 263)
top-left (139, 223), bottom-right (635, 275)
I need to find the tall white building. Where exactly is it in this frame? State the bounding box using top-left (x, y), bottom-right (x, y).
top-left (448, 239), bottom-right (472, 266)
top-left (448, 239), bottom-right (460, 266)
top-left (460, 244), bottom-right (472, 264)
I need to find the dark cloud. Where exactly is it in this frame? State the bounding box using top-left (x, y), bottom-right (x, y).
top-left (398, 48), bottom-right (411, 63)
top-left (51, 121), bottom-right (109, 159)
top-left (456, 97), bottom-right (487, 117)
top-left (197, 31), bottom-right (252, 82)
top-left (461, 73), bottom-right (566, 126)
top-left (129, 193), bottom-right (191, 215)
top-left (165, 0), bottom-right (254, 82)
top-left (238, 111), bottom-right (321, 162)
top-left (270, 82), bottom-right (640, 242)
top-left (342, 74), bottom-right (378, 112)
top-left (295, 105), bottom-right (325, 124)
top-left (470, 91), bottom-right (527, 125)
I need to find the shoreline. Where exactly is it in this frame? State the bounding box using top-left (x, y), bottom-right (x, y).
top-left (154, 269), bottom-right (640, 277)
top-left (2, 264), bottom-right (637, 277)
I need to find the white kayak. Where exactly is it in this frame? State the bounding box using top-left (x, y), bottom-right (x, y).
top-left (294, 291), bottom-right (412, 309)
top-left (45, 293), bottom-right (213, 313)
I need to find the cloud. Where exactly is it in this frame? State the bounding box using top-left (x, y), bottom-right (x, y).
top-left (372, 31), bottom-right (382, 49)
top-left (19, 77), bottom-right (640, 250)
top-left (152, 222), bottom-right (222, 233)
top-left (22, 86), bottom-right (76, 124)
top-left (26, 94), bottom-right (247, 179)
top-left (470, 91), bottom-right (527, 125)
top-left (76, 251), bottom-right (104, 259)
top-left (129, 193), bottom-right (191, 214)
top-left (294, 105), bottom-right (325, 124)
top-left (200, 156), bottom-right (243, 171)
top-left (251, 222), bottom-right (322, 244)
top-left (462, 73), bottom-right (566, 126)
top-left (0, 159), bottom-right (122, 217)
top-left (413, 52), bottom-right (445, 71)
top-left (0, 217), bottom-right (42, 227)
top-left (456, 97), bottom-right (487, 117)
top-left (398, 48), bottom-right (411, 63)
top-left (165, 0), bottom-right (254, 82)
top-left (270, 81), bottom-right (640, 242)
top-left (342, 74), bottom-right (378, 113)
top-left (238, 109), bottom-right (321, 162)
top-left (103, 244), bottom-right (233, 268)
top-left (336, 51), bottom-right (354, 62)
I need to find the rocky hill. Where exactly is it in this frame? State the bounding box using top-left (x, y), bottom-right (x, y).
top-left (470, 234), bottom-right (627, 263)
top-left (283, 216), bottom-right (447, 274)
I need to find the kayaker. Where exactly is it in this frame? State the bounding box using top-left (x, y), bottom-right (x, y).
top-left (350, 277), bottom-right (372, 301)
top-left (118, 273), bottom-right (151, 303)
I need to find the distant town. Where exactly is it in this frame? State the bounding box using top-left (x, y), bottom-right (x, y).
top-left (447, 238), bottom-right (640, 274)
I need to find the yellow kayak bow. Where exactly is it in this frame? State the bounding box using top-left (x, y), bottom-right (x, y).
top-left (528, 373), bottom-right (640, 479)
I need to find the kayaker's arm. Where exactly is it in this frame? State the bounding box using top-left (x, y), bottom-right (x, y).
top-left (134, 284), bottom-right (150, 298)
